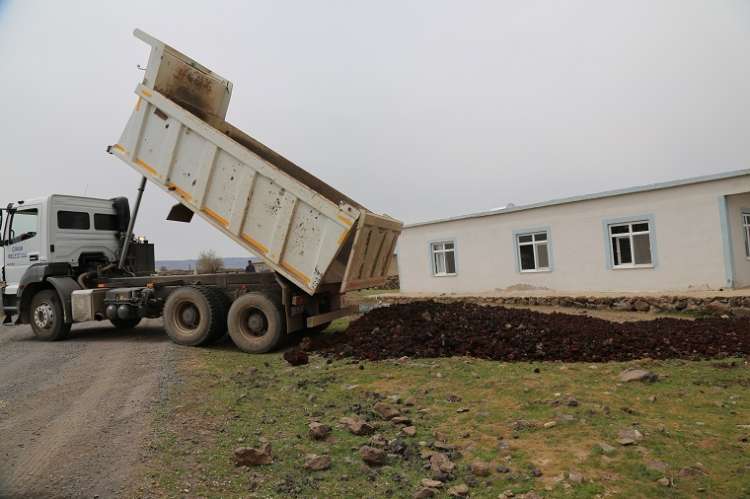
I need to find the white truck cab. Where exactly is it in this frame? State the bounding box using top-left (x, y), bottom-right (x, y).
top-left (1, 195), bottom-right (126, 324)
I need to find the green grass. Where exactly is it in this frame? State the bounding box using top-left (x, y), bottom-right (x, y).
top-left (137, 323), bottom-right (750, 498)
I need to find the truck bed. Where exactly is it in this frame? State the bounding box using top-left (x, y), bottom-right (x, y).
top-left (109, 30), bottom-right (401, 295)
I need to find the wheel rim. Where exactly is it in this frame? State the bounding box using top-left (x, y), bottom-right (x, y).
top-left (240, 308), bottom-right (268, 338)
top-left (34, 302), bottom-right (55, 330)
top-left (174, 301), bottom-right (201, 332)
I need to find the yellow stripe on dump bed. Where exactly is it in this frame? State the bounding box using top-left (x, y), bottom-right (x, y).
top-left (135, 158), bottom-right (158, 177)
top-left (166, 182), bottom-right (192, 201)
top-left (337, 214), bottom-right (354, 227)
top-left (241, 233), bottom-right (269, 255)
top-left (281, 261), bottom-right (311, 286)
top-left (202, 207), bottom-right (229, 227)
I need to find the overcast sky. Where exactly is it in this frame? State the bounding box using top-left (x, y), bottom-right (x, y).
top-left (1, 1), bottom-right (748, 259)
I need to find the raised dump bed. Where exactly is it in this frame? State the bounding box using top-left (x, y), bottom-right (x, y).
top-left (109, 29), bottom-right (401, 295)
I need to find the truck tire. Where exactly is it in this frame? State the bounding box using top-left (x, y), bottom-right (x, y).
top-left (110, 317), bottom-right (142, 330)
top-left (206, 287), bottom-right (230, 342)
top-left (227, 293), bottom-right (284, 353)
top-left (29, 289), bottom-right (71, 341)
top-left (163, 286), bottom-right (223, 346)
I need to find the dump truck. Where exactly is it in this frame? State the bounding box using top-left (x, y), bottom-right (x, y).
top-left (0, 29), bottom-right (402, 353)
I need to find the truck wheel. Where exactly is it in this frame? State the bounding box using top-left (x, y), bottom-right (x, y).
top-left (163, 286), bottom-right (223, 346)
top-left (227, 293), bottom-right (284, 353)
top-left (110, 317), bottom-right (142, 330)
top-left (206, 287), bottom-right (230, 342)
top-left (29, 289), bottom-right (71, 341)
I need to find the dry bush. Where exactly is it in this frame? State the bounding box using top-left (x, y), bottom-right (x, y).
top-left (196, 250), bottom-right (223, 274)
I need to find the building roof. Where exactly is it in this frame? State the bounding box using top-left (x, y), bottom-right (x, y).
top-left (406, 168), bottom-right (750, 229)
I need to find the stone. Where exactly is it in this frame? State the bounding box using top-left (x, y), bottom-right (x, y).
top-left (421, 479), bottom-right (444, 488)
top-left (283, 349), bottom-right (309, 366)
top-left (470, 460), bottom-right (491, 477)
top-left (732, 307), bottom-right (750, 318)
top-left (341, 416), bottom-right (375, 436)
top-left (360, 445), bottom-right (386, 466)
top-left (619, 369), bottom-right (658, 383)
top-left (633, 300), bottom-right (651, 312)
top-left (567, 471), bottom-right (584, 484)
top-left (612, 300), bottom-right (633, 311)
top-left (234, 443), bottom-right (273, 466)
top-left (657, 477), bottom-right (671, 487)
top-left (369, 434), bottom-right (388, 448)
top-left (617, 428), bottom-right (644, 445)
top-left (303, 454), bottom-right (331, 471)
top-left (392, 416), bottom-right (412, 425)
top-left (308, 422), bottom-right (331, 440)
top-left (543, 421), bottom-right (557, 429)
top-left (433, 441), bottom-right (456, 451)
top-left (447, 484), bottom-right (469, 496)
top-left (373, 402), bottom-right (400, 419)
top-left (496, 465), bottom-right (511, 473)
top-left (402, 426), bottom-right (417, 437)
top-left (597, 442), bottom-right (616, 454)
top-left (414, 488), bottom-right (437, 499)
top-left (706, 300), bottom-right (731, 314)
top-left (456, 407), bottom-right (469, 413)
top-left (430, 452), bottom-right (456, 475)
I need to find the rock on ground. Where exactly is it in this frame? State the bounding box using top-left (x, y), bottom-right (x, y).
top-left (340, 416), bottom-right (375, 436)
top-left (283, 349), bottom-right (309, 366)
top-left (303, 454), bottom-right (331, 471)
top-left (447, 484), bottom-right (469, 497)
top-left (234, 443), bottom-right (273, 466)
top-left (373, 401), bottom-right (401, 419)
top-left (619, 368), bottom-right (658, 383)
top-left (360, 445), bottom-right (386, 466)
top-left (308, 422), bottom-right (331, 440)
top-left (470, 460), bottom-right (491, 477)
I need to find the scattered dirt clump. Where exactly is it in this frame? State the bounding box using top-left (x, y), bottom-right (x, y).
top-left (313, 301), bottom-right (750, 362)
top-left (283, 348), bottom-right (309, 366)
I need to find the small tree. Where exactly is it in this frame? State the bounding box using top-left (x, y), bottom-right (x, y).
top-left (196, 250), bottom-right (223, 274)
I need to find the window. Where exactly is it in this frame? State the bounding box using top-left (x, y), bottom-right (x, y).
top-left (743, 213), bottom-right (750, 258)
top-left (516, 231), bottom-right (550, 272)
top-left (57, 211), bottom-right (90, 230)
top-left (10, 209), bottom-right (39, 241)
top-left (94, 213), bottom-right (119, 231)
top-left (431, 240), bottom-right (456, 276)
top-left (608, 220), bottom-right (652, 267)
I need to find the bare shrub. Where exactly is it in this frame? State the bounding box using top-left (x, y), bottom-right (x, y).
top-left (196, 250), bottom-right (223, 274)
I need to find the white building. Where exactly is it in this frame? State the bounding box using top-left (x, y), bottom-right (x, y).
top-left (398, 170), bottom-right (750, 294)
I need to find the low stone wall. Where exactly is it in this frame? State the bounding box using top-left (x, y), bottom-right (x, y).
top-left (379, 294), bottom-right (750, 318)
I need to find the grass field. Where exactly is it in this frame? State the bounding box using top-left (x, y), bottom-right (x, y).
top-left (137, 318), bottom-right (750, 498)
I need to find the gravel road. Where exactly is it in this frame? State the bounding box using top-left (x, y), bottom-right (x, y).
top-left (0, 320), bottom-right (175, 499)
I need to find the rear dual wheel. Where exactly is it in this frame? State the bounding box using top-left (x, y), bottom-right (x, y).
top-left (227, 293), bottom-right (283, 354)
top-left (163, 286), bottom-right (226, 346)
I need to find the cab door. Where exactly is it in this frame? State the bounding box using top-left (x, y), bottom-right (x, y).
top-left (4, 206), bottom-right (42, 292)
